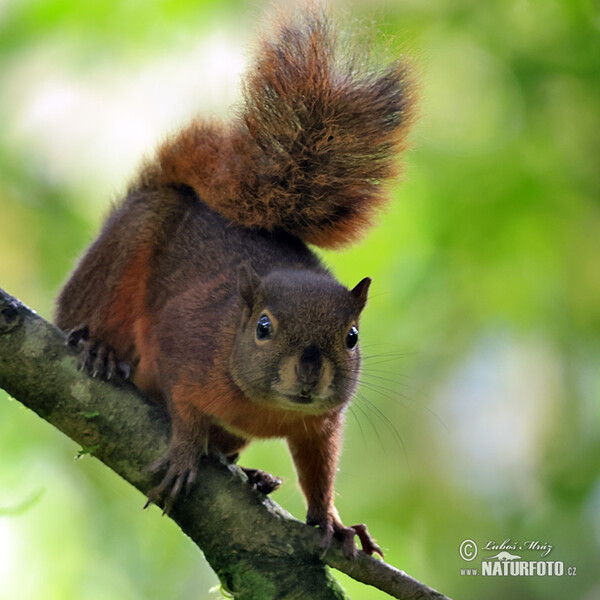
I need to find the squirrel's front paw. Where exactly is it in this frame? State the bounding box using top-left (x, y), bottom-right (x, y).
top-left (308, 512), bottom-right (383, 559)
top-left (144, 446), bottom-right (201, 514)
top-left (66, 325), bottom-right (130, 382)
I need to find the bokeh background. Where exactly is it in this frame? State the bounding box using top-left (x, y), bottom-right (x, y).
top-left (0, 0), bottom-right (598, 598)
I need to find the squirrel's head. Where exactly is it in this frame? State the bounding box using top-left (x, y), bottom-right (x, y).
top-left (229, 265), bottom-right (370, 415)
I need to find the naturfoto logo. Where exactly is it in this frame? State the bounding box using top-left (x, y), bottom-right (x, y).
top-left (459, 538), bottom-right (577, 578)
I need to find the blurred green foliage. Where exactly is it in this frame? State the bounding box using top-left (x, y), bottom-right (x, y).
top-left (0, 1), bottom-right (599, 599)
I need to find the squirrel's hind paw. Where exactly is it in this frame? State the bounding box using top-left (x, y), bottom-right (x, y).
top-left (66, 325), bottom-right (130, 382)
top-left (240, 467), bottom-right (282, 495)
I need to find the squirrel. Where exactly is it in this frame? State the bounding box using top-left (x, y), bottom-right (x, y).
top-left (54, 3), bottom-right (415, 559)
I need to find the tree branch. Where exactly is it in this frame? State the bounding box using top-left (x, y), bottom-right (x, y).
top-left (0, 286), bottom-right (451, 600)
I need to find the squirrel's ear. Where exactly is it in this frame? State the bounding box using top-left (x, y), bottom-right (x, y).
top-left (238, 262), bottom-right (260, 309)
top-left (350, 277), bottom-right (371, 314)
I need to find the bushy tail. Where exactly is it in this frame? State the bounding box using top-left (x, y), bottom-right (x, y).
top-left (139, 3), bottom-right (416, 249)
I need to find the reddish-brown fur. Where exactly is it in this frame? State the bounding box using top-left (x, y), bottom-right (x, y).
top-left (56, 4), bottom-right (415, 558)
top-left (138, 4), bottom-right (415, 249)
top-left (105, 246), bottom-right (152, 345)
top-left (172, 371), bottom-right (337, 441)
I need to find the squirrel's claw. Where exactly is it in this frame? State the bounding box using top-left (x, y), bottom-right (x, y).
top-left (316, 521), bottom-right (337, 559)
top-left (240, 467), bottom-right (282, 495)
top-left (309, 515), bottom-right (382, 560)
top-left (144, 448), bottom-right (200, 513)
top-left (145, 451), bottom-right (283, 513)
top-left (66, 325), bottom-right (130, 382)
top-left (350, 523), bottom-right (383, 558)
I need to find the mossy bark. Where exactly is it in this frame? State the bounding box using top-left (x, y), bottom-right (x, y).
top-left (0, 287), bottom-right (450, 600)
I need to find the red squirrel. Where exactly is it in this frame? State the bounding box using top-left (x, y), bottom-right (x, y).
top-left (55, 4), bottom-right (415, 559)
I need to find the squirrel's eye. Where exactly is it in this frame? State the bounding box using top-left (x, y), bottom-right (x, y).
top-left (345, 326), bottom-right (359, 349)
top-left (256, 314), bottom-right (274, 341)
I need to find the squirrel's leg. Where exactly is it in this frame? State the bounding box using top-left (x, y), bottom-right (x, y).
top-left (145, 403), bottom-right (265, 510)
top-left (145, 405), bottom-right (210, 514)
top-left (66, 325), bottom-right (131, 381)
top-left (287, 417), bottom-right (383, 559)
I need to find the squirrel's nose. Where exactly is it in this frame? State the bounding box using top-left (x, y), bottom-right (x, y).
top-left (297, 344), bottom-right (323, 393)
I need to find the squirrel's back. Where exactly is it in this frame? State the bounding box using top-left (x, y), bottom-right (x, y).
top-left (135, 3), bottom-right (416, 249)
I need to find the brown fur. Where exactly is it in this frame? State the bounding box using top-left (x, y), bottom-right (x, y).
top-left (56, 4), bottom-right (413, 558)
top-left (288, 413), bottom-right (343, 520)
top-left (138, 4), bottom-right (415, 249)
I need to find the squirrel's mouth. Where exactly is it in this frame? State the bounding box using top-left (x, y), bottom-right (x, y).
top-left (290, 393), bottom-right (314, 405)
top-left (277, 392), bottom-right (336, 415)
